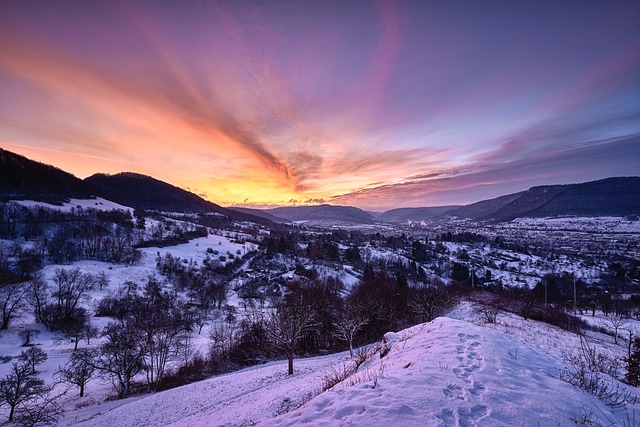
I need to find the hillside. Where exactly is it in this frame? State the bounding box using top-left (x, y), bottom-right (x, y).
top-left (379, 206), bottom-right (460, 223)
top-left (459, 177), bottom-right (640, 222)
top-left (382, 177), bottom-right (640, 223)
top-left (0, 148), bottom-right (92, 203)
top-left (60, 315), bottom-right (638, 426)
top-left (84, 172), bottom-right (224, 213)
top-left (84, 172), bottom-right (270, 224)
top-left (263, 204), bottom-right (376, 224)
top-left (231, 207), bottom-right (292, 223)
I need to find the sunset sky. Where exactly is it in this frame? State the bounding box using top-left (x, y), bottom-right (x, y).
top-left (1, 1), bottom-right (639, 210)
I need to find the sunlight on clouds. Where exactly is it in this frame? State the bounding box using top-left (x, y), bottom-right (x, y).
top-left (0, 1), bottom-right (638, 209)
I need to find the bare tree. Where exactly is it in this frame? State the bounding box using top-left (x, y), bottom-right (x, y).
top-left (84, 323), bottom-right (99, 345)
top-left (268, 303), bottom-right (317, 375)
top-left (0, 279), bottom-right (29, 329)
top-left (409, 284), bottom-right (456, 322)
top-left (13, 391), bottom-right (64, 427)
top-left (18, 329), bottom-right (40, 347)
top-left (334, 304), bottom-right (368, 358)
top-left (0, 357), bottom-right (51, 422)
top-left (64, 312), bottom-right (91, 350)
top-left (55, 350), bottom-right (95, 397)
top-left (96, 271), bottom-right (110, 291)
top-left (51, 268), bottom-right (94, 321)
top-left (18, 347), bottom-right (47, 375)
top-left (27, 272), bottom-right (48, 324)
top-left (602, 314), bottom-right (628, 345)
top-left (132, 293), bottom-right (190, 391)
top-left (93, 321), bottom-right (147, 398)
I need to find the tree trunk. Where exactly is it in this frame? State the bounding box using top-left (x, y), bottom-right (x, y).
top-left (80, 383), bottom-right (85, 397)
top-left (288, 351), bottom-right (294, 375)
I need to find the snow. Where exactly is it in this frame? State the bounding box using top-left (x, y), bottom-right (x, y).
top-left (12, 198), bottom-right (134, 214)
top-left (512, 216), bottom-right (640, 233)
top-left (137, 235), bottom-right (256, 268)
top-left (61, 353), bottom-right (351, 427)
top-left (2, 210), bottom-right (639, 426)
top-left (57, 315), bottom-right (640, 427)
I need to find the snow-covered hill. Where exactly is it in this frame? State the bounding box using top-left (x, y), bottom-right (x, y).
top-left (59, 315), bottom-right (639, 427)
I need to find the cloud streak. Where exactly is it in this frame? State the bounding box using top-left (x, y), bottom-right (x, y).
top-left (0, 1), bottom-right (638, 208)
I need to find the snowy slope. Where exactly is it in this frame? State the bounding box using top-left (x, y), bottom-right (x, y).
top-left (12, 197), bottom-right (134, 213)
top-left (60, 316), bottom-right (639, 427)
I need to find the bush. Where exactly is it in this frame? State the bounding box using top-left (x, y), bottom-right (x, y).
top-left (156, 354), bottom-right (209, 391)
top-left (560, 335), bottom-right (635, 409)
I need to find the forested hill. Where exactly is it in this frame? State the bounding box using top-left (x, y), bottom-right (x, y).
top-left (0, 148), bottom-right (92, 203)
top-left (84, 172), bottom-right (224, 214)
top-left (0, 148), bottom-right (269, 224)
top-left (448, 177), bottom-right (640, 221)
top-left (263, 204), bottom-right (376, 224)
top-left (378, 206), bottom-right (461, 222)
top-left (84, 172), bottom-right (271, 224)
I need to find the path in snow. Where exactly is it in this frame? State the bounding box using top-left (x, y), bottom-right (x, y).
top-left (439, 333), bottom-right (489, 426)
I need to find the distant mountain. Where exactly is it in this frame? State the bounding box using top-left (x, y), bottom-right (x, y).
top-left (84, 172), bottom-right (270, 224)
top-left (3, 148), bottom-right (637, 224)
top-left (0, 148), bottom-right (92, 203)
top-left (448, 177), bottom-right (640, 222)
top-left (263, 204), bottom-right (376, 224)
top-left (230, 207), bottom-right (291, 224)
top-left (379, 206), bottom-right (460, 223)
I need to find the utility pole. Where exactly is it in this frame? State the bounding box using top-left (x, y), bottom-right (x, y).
top-left (544, 278), bottom-right (548, 306)
top-left (573, 274), bottom-right (577, 315)
top-left (471, 265), bottom-right (474, 288)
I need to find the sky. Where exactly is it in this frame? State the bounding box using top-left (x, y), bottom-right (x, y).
top-left (1, 0), bottom-right (639, 211)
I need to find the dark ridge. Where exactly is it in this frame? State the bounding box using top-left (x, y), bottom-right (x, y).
top-left (378, 206), bottom-right (461, 223)
top-left (448, 177), bottom-right (640, 222)
top-left (263, 204), bottom-right (376, 224)
top-left (85, 172), bottom-right (221, 213)
top-left (230, 207), bottom-right (292, 224)
top-left (84, 172), bottom-right (273, 225)
top-left (0, 148), bottom-right (92, 203)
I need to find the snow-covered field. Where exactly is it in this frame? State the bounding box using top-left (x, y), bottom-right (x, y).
top-left (512, 216), bottom-right (640, 233)
top-left (51, 310), bottom-right (639, 427)
top-left (12, 198), bottom-right (134, 214)
top-left (2, 204), bottom-right (639, 426)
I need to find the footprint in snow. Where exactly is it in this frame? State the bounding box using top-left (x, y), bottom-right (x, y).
top-left (457, 404), bottom-right (489, 427)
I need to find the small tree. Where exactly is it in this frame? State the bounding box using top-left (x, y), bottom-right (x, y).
top-left (334, 305), bottom-right (368, 358)
top-left (96, 271), bottom-right (109, 291)
top-left (268, 302), bottom-right (317, 375)
top-left (626, 330), bottom-right (640, 386)
top-left (602, 314), bottom-right (628, 345)
top-left (62, 308), bottom-right (90, 350)
top-left (18, 329), bottom-right (40, 347)
top-left (0, 357), bottom-right (51, 422)
top-left (51, 268), bottom-right (94, 321)
top-left (18, 347), bottom-right (47, 375)
top-left (409, 284), bottom-right (456, 322)
top-left (27, 272), bottom-right (48, 324)
top-left (84, 324), bottom-right (99, 345)
top-left (130, 287), bottom-right (191, 391)
top-left (94, 320), bottom-right (146, 398)
top-left (56, 350), bottom-right (95, 397)
top-left (0, 279), bottom-right (29, 329)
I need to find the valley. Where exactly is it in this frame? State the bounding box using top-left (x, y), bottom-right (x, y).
top-left (0, 149), bottom-right (639, 426)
